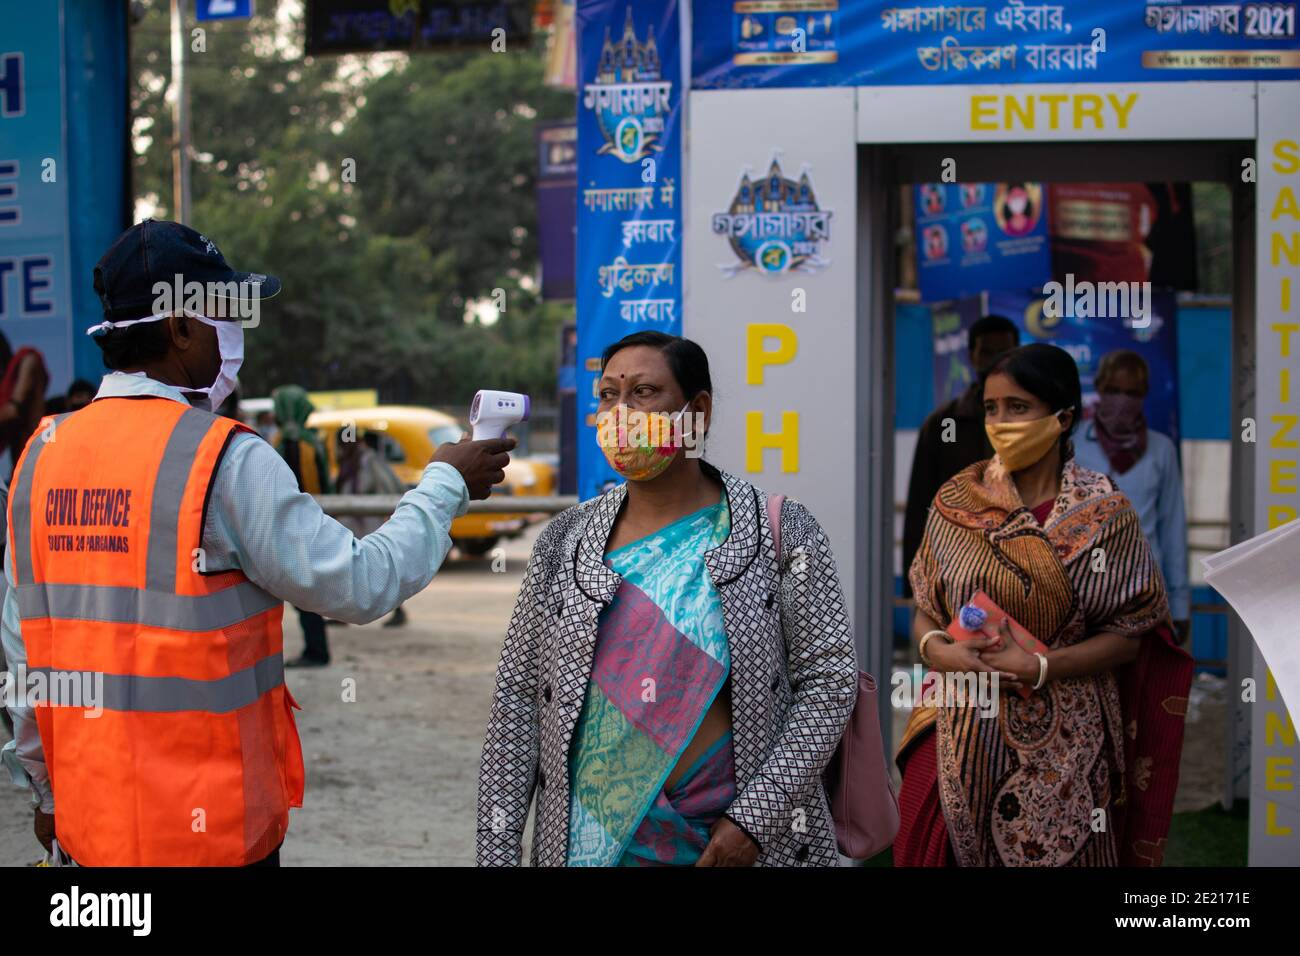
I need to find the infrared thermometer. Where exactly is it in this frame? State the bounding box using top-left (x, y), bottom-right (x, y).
top-left (469, 390), bottom-right (531, 440)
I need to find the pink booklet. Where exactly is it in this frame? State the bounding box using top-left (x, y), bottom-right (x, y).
top-left (946, 590), bottom-right (1049, 699)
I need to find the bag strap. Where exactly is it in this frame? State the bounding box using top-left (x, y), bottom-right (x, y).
top-left (766, 493), bottom-right (786, 566)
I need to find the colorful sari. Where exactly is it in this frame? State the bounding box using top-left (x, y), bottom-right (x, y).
top-left (567, 501), bottom-right (735, 866)
top-left (898, 456), bottom-right (1193, 867)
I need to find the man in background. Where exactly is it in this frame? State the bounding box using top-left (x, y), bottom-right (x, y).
top-left (254, 408), bottom-right (279, 445)
top-left (46, 379), bottom-right (96, 415)
top-left (65, 379), bottom-right (95, 413)
top-left (335, 429), bottom-right (409, 627)
top-left (1074, 349), bottom-right (1191, 642)
top-left (272, 384), bottom-right (334, 667)
top-left (902, 314), bottom-right (1019, 593)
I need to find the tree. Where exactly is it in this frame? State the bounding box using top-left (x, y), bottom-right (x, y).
top-left (127, 0), bottom-right (573, 405)
top-left (339, 49), bottom-right (573, 326)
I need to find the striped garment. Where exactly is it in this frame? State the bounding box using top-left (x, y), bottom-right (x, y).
top-left (901, 454), bottom-right (1190, 867)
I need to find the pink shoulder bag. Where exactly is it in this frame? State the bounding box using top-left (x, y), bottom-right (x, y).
top-left (767, 494), bottom-right (900, 861)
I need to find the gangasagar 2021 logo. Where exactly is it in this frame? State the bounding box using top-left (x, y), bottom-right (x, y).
top-left (712, 154), bottom-right (833, 277)
top-left (582, 8), bottom-right (670, 164)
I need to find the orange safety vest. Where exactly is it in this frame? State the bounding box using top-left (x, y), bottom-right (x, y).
top-left (7, 397), bottom-right (304, 866)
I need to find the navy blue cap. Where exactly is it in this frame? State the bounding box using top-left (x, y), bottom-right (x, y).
top-left (93, 219), bottom-right (281, 323)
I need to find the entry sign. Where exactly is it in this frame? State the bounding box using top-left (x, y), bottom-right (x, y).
top-left (197, 0), bottom-right (254, 21)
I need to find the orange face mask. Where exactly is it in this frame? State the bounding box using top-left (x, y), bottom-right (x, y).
top-left (985, 409), bottom-right (1065, 472)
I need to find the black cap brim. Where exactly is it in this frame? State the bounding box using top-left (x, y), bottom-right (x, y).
top-left (222, 271), bottom-right (281, 300)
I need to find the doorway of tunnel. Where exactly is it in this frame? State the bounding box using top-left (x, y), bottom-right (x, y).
top-left (856, 139), bottom-right (1254, 862)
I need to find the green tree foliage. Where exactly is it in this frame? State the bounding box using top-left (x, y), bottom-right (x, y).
top-left (129, 0), bottom-right (573, 405)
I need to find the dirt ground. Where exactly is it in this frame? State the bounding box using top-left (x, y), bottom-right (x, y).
top-left (0, 522), bottom-right (1226, 866)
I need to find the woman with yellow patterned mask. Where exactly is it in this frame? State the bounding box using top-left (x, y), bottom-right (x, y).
top-left (896, 342), bottom-right (1193, 868)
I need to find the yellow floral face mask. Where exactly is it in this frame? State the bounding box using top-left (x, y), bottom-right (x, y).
top-left (985, 409), bottom-right (1066, 472)
top-left (596, 403), bottom-right (691, 481)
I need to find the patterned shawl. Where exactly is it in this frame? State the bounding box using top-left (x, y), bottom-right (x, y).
top-left (902, 455), bottom-right (1192, 866)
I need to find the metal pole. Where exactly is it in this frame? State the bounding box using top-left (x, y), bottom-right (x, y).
top-left (1225, 164), bottom-right (1256, 812)
top-left (315, 494), bottom-right (579, 517)
top-left (170, 0), bottom-right (191, 223)
top-left (856, 146), bottom-right (896, 750)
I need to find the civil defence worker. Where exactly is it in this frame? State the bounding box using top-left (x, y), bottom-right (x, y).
top-left (0, 220), bottom-right (513, 866)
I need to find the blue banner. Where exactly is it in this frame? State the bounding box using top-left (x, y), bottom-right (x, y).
top-left (984, 288), bottom-right (1181, 443)
top-left (305, 1), bottom-right (532, 56)
top-left (575, 0), bottom-right (683, 501)
top-left (693, 0), bottom-right (1300, 88)
top-left (65, 0), bottom-right (130, 387)
top-left (916, 181), bottom-right (1051, 302)
top-left (0, 0), bottom-right (74, 393)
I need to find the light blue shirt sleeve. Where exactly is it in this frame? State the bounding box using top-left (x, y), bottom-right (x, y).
top-left (1155, 437), bottom-right (1191, 620)
top-left (202, 432), bottom-right (470, 625)
top-left (0, 481), bottom-right (55, 814)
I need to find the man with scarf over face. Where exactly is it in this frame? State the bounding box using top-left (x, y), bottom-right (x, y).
top-left (1075, 349), bottom-right (1190, 642)
top-left (0, 221), bottom-right (513, 866)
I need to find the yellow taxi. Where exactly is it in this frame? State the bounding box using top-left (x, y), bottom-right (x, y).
top-left (307, 405), bottom-right (555, 555)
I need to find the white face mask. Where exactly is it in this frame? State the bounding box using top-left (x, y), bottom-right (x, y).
top-left (86, 310), bottom-right (244, 412)
top-left (186, 314), bottom-right (244, 412)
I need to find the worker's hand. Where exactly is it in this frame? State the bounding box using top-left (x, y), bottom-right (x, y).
top-left (433, 435), bottom-right (515, 500)
top-left (34, 808), bottom-right (54, 854)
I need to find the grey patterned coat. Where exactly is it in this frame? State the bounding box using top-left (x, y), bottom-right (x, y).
top-left (475, 464), bottom-right (857, 866)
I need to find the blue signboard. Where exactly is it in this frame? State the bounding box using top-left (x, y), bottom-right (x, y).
top-left (979, 288), bottom-right (1182, 443)
top-left (197, 0), bottom-right (254, 20)
top-left (0, 1), bottom-right (74, 394)
top-left (575, 0), bottom-right (683, 501)
top-left (693, 0), bottom-right (1300, 88)
top-left (536, 121), bottom-right (576, 301)
top-left (304, 1), bottom-right (531, 54)
top-left (915, 181), bottom-right (1051, 302)
top-left (928, 295), bottom-right (987, 405)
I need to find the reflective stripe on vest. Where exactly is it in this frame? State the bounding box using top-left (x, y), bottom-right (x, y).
top-left (7, 398), bottom-right (303, 866)
top-left (29, 654), bottom-right (284, 714)
top-left (14, 580), bottom-right (282, 633)
top-left (8, 413), bottom-right (71, 586)
top-left (145, 405), bottom-right (214, 592)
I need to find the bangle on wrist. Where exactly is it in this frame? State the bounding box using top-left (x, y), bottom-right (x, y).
top-left (1032, 652), bottom-right (1049, 690)
top-left (919, 629), bottom-right (951, 667)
